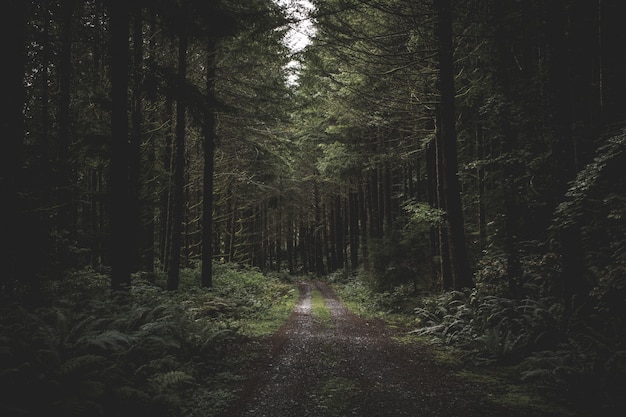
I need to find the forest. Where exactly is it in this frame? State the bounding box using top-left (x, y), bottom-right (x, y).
top-left (1, 0), bottom-right (625, 416)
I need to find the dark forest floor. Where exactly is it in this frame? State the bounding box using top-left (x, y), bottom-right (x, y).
top-left (223, 281), bottom-right (576, 417)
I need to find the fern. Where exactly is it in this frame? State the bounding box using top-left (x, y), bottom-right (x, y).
top-left (59, 354), bottom-right (106, 377)
top-left (150, 370), bottom-right (195, 391)
top-left (79, 329), bottom-right (135, 353)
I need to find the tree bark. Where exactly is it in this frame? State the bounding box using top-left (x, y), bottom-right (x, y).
top-left (349, 189), bottom-right (359, 269)
top-left (167, 26), bottom-right (188, 291)
top-left (130, 4), bottom-right (143, 273)
top-left (434, 0), bottom-right (472, 290)
top-left (492, 0), bottom-right (521, 295)
top-left (58, 0), bottom-right (74, 240)
top-left (201, 39), bottom-right (217, 287)
top-left (110, 1), bottom-right (132, 291)
top-left (1, 0), bottom-right (28, 295)
top-left (434, 130), bottom-right (452, 290)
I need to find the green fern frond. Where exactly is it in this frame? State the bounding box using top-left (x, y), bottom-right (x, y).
top-left (80, 330), bottom-right (134, 353)
top-left (60, 354), bottom-right (107, 376)
top-left (66, 315), bottom-right (103, 345)
top-left (150, 370), bottom-right (195, 391)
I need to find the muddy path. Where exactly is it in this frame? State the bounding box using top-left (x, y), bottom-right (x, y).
top-left (228, 282), bottom-right (543, 417)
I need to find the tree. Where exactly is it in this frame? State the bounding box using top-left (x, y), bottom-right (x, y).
top-left (201, 39), bottom-right (218, 288)
top-left (167, 4), bottom-right (189, 291)
top-left (433, 0), bottom-right (472, 290)
top-left (109, 0), bottom-right (132, 291)
top-left (1, 0), bottom-right (29, 295)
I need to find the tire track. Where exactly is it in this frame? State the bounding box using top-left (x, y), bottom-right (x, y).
top-left (234, 281), bottom-right (515, 417)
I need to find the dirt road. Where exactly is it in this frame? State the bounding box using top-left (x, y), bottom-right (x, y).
top-left (230, 282), bottom-right (538, 417)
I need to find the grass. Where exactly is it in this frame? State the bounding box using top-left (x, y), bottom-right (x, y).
top-left (311, 288), bottom-right (332, 325)
top-left (236, 287), bottom-right (298, 337)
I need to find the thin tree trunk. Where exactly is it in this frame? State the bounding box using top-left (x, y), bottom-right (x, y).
top-left (358, 180), bottom-right (369, 271)
top-left (335, 193), bottom-right (345, 269)
top-left (287, 209), bottom-right (295, 273)
top-left (384, 163), bottom-right (393, 230)
top-left (476, 124), bottom-right (487, 251)
top-left (349, 189), bottom-right (359, 269)
top-left (314, 180), bottom-right (324, 275)
top-left (159, 97), bottom-right (174, 271)
top-left (434, 130), bottom-right (452, 290)
top-left (167, 27), bottom-right (188, 291)
top-left (143, 9), bottom-right (156, 272)
top-left (426, 140), bottom-right (441, 286)
top-left (201, 40), bottom-right (217, 287)
top-left (225, 187), bottom-right (234, 262)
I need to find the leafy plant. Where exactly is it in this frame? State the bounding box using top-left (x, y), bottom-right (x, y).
top-left (1, 265), bottom-right (297, 417)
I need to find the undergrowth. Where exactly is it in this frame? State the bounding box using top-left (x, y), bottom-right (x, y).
top-left (0, 263), bottom-right (296, 417)
top-left (331, 260), bottom-right (626, 417)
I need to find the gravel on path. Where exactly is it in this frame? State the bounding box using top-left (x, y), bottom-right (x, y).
top-left (227, 281), bottom-right (548, 417)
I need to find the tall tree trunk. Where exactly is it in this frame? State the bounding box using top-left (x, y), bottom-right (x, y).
top-left (201, 40), bottom-right (218, 287)
top-left (110, 1), bottom-right (132, 291)
top-left (491, 0), bottom-right (522, 295)
top-left (434, 0), bottom-right (472, 290)
top-left (314, 180), bottom-right (324, 275)
top-left (358, 180), bottom-right (369, 271)
top-left (130, 4), bottom-right (143, 273)
top-left (1, 0), bottom-right (28, 295)
top-left (58, 0), bottom-right (74, 243)
top-left (434, 130), bottom-right (452, 290)
top-left (544, 0), bottom-right (583, 310)
top-left (349, 189), bottom-right (359, 269)
top-left (38, 0), bottom-right (54, 276)
top-left (167, 27), bottom-right (188, 291)
top-left (476, 124), bottom-right (487, 251)
top-left (225, 187), bottom-right (234, 262)
top-left (159, 97), bottom-right (174, 271)
top-left (328, 201), bottom-right (337, 272)
top-left (426, 140), bottom-right (441, 286)
top-left (384, 163), bottom-right (393, 230)
top-left (142, 9), bottom-right (157, 273)
top-left (276, 190), bottom-right (283, 272)
top-left (368, 170), bottom-right (379, 238)
top-left (299, 218), bottom-right (308, 272)
top-left (335, 193), bottom-right (345, 269)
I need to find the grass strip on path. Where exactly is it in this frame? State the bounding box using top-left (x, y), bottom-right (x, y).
top-left (311, 286), bottom-right (332, 326)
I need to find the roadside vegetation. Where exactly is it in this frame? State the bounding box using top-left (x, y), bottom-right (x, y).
top-left (330, 268), bottom-right (624, 417)
top-left (0, 264), bottom-right (297, 417)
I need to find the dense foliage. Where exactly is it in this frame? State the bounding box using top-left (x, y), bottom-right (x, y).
top-left (0, 265), bottom-right (295, 417)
